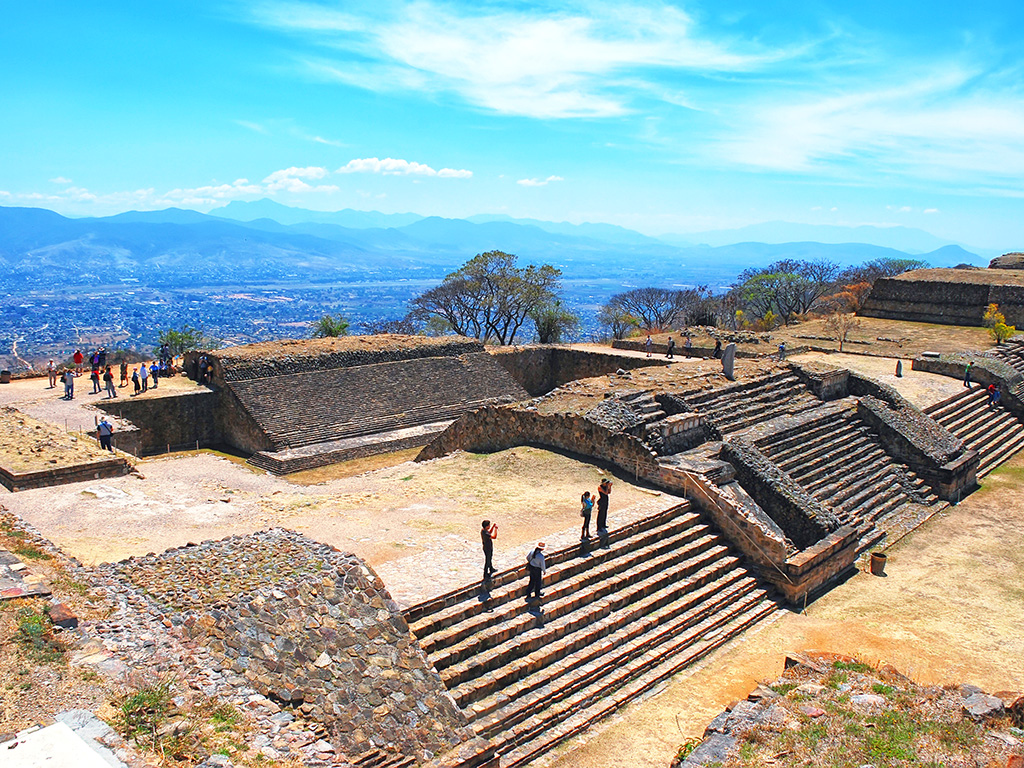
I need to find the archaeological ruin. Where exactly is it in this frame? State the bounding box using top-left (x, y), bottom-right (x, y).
top-left (3, 330), bottom-right (1024, 767)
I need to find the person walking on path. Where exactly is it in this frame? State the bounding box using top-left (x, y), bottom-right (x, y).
top-left (131, 368), bottom-right (141, 395)
top-left (97, 417), bottom-right (114, 452)
top-left (777, 342), bottom-right (786, 361)
top-left (63, 369), bottom-right (75, 400)
top-left (119, 361), bottom-right (128, 387)
top-left (964, 361), bottom-right (974, 388)
top-left (684, 335), bottom-right (693, 358)
top-left (480, 520), bottom-right (498, 581)
top-left (596, 479), bottom-right (612, 534)
top-left (526, 542), bottom-right (546, 601)
top-left (47, 359), bottom-right (57, 388)
top-left (580, 491), bottom-right (594, 540)
top-left (666, 337), bottom-right (675, 359)
top-left (90, 368), bottom-right (101, 394)
top-left (645, 335), bottom-right (653, 358)
top-left (73, 350), bottom-right (83, 375)
top-left (103, 366), bottom-right (117, 398)
top-left (139, 362), bottom-right (149, 392)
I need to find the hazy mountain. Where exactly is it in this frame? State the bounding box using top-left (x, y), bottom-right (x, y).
top-left (212, 198), bottom-right (423, 229)
top-left (664, 221), bottom-right (962, 254)
top-left (466, 214), bottom-right (660, 246)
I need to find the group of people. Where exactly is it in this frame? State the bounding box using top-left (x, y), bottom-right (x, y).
top-left (46, 344), bottom-right (178, 400)
top-left (480, 479), bottom-right (614, 603)
top-left (644, 334), bottom-right (726, 360)
top-left (963, 361), bottom-right (1003, 408)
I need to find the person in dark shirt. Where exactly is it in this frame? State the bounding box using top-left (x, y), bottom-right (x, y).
top-left (597, 479), bottom-right (612, 534)
top-left (480, 520), bottom-right (498, 581)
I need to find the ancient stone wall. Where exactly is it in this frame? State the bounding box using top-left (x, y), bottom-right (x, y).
top-left (97, 389), bottom-right (220, 455)
top-left (102, 529), bottom-right (471, 760)
top-left (860, 269), bottom-right (1024, 327)
top-left (491, 346), bottom-right (669, 396)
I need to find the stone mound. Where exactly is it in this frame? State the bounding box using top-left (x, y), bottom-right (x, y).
top-left (102, 529), bottom-right (471, 760)
top-left (989, 252), bottom-right (1024, 270)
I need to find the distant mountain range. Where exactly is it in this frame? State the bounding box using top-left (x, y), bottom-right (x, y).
top-left (0, 201), bottom-right (989, 292)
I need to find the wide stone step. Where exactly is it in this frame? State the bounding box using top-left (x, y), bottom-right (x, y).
top-left (938, 392), bottom-right (1000, 434)
top-left (955, 407), bottom-right (1023, 449)
top-left (680, 373), bottom-right (798, 406)
top-left (798, 444), bottom-right (892, 494)
top-left (455, 560), bottom-right (751, 713)
top-left (839, 482), bottom-right (910, 529)
top-left (814, 461), bottom-right (901, 509)
top-left (760, 418), bottom-right (863, 462)
top-left (722, 397), bottom-right (822, 435)
top-left (696, 382), bottom-right (807, 423)
top-left (786, 438), bottom-right (881, 483)
top-left (773, 422), bottom-right (870, 470)
top-left (441, 543), bottom-right (735, 690)
top-left (492, 597), bottom-right (779, 768)
top-left (426, 524), bottom-right (718, 666)
top-left (979, 430), bottom-right (1024, 475)
top-left (408, 505), bottom-right (696, 634)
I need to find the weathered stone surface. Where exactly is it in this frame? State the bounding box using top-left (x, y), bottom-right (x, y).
top-left (963, 693), bottom-right (1006, 720)
top-left (722, 343), bottom-right (736, 380)
top-left (48, 602), bottom-right (79, 628)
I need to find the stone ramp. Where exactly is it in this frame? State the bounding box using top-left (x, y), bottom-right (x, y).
top-left (924, 386), bottom-right (1024, 476)
top-left (403, 503), bottom-right (778, 767)
top-left (228, 352), bottom-right (527, 451)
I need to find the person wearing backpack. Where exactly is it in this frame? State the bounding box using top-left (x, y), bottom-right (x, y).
top-left (526, 542), bottom-right (546, 601)
top-left (97, 417), bottom-right (114, 452)
top-left (580, 491), bottom-right (594, 540)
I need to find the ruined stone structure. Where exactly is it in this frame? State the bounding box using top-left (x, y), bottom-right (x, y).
top-left (860, 263), bottom-right (1024, 326)
top-left (98, 529), bottom-right (483, 765)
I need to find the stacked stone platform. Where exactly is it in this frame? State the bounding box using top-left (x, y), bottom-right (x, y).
top-left (752, 403), bottom-right (940, 550)
top-left (924, 387), bottom-right (1024, 476)
top-left (404, 503), bottom-right (778, 767)
top-left (674, 371), bottom-right (821, 436)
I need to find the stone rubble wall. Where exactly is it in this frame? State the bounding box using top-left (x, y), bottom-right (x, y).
top-left (96, 389), bottom-right (220, 456)
top-left (99, 529), bottom-right (471, 761)
top-left (861, 273), bottom-right (1024, 327)
top-left (491, 345), bottom-right (670, 396)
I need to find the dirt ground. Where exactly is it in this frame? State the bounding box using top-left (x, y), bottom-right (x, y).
top-left (647, 315), bottom-right (995, 359)
top-left (1, 446), bottom-right (681, 607)
top-left (544, 454), bottom-right (1024, 768)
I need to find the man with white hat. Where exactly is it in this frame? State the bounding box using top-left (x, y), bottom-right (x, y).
top-left (526, 542), bottom-right (546, 601)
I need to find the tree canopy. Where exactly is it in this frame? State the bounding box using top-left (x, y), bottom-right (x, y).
top-left (410, 251), bottom-right (562, 345)
top-left (310, 314), bottom-right (350, 338)
top-left (156, 325), bottom-right (220, 356)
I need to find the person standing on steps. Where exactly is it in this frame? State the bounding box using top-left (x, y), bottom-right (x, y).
top-left (666, 337), bottom-right (675, 359)
top-left (97, 417), bottom-right (114, 452)
top-left (580, 491), bottom-right (594, 540)
top-left (481, 520), bottom-right (498, 581)
top-left (964, 361), bottom-right (974, 388)
top-left (526, 542), bottom-right (546, 601)
top-left (596, 479), bottom-right (612, 534)
top-left (988, 383), bottom-right (1001, 409)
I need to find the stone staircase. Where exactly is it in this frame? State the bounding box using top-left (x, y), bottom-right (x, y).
top-left (679, 371), bottom-right (820, 436)
top-left (404, 504), bottom-right (777, 767)
top-left (987, 340), bottom-right (1024, 377)
top-left (754, 406), bottom-right (939, 549)
top-left (923, 387), bottom-right (1024, 476)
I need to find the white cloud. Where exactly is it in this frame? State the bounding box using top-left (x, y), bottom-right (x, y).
top-left (517, 175), bottom-right (564, 187)
top-left (253, 1), bottom-right (780, 118)
top-left (262, 166), bottom-right (333, 192)
top-left (886, 205), bottom-right (913, 213)
top-left (924, 208), bottom-right (939, 214)
top-left (336, 157), bottom-right (472, 178)
top-left (235, 120), bottom-right (269, 134)
top-left (49, 176), bottom-right (73, 185)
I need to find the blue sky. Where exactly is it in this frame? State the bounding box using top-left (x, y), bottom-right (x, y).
top-left (2, 0), bottom-right (1023, 248)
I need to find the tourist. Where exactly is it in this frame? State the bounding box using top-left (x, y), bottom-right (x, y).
top-left (666, 337), bottom-right (675, 359)
top-left (63, 368), bottom-right (75, 400)
top-left (988, 384), bottom-right (1001, 409)
top-left (90, 367), bottom-right (101, 394)
top-left (684, 336), bottom-right (693, 358)
top-left (645, 335), bottom-right (653, 358)
top-left (90, 350), bottom-right (100, 370)
top-left (149, 362), bottom-right (159, 389)
top-left (131, 368), bottom-right (141, 395)
top-left (198, 355), bottom-right (209, 385)
top-left (73, 349), bottom-right (83, 375)
top-left (97, 417), bottom-right (114, 452)
top-left (964, 361), bottom-right (974, 388)
top-left (777, 342), bottom-right (786, 361)
top-left (580, 491), bottom-right (594, 540)
top-left (46, 359), bottom-right (57, 388)
top-left (119, 361), bottom-right (128, 387)
top-left (103, 366), bottom-right (117, 398)
top-left (98, 347), bottom-right (107, 369)
top-left (713, 340), bottom-right (722, 359)
top-left (140, 362), bottom-right (149, 392)
top-left (596, 479), bottom-right (612, 534)
top-left (526, 542), bottom-right (546, 601)
top-left (481, 520), bottom-right (498, 581)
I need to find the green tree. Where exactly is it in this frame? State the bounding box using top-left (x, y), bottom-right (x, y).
top-left (310, 314), bottom-right (350, 338)
top-left (532, 301), bottom-right (581, 344)
top-left (156, 326), bottom-right (220, 356)
top-left (410, 251), bottom-right (562, 345)
top-left (597, 302), bottom-right (639, 340)
top-left (991, 321), bottom-right (1016, 345)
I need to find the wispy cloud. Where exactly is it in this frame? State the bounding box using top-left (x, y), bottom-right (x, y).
top-left (337, 157), bottom-right (472, 178)
top-left (235, 119), bottom-right (269, 134)
top-left (251, 0), bottom-right (782, 118)
top-left (517, 175), bottom-right (564, 187)
top-left (49, 176), bottom-right (73, 185)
